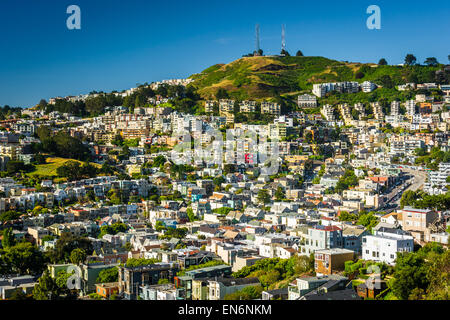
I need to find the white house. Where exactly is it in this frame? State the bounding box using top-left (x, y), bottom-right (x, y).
top-left (362, 227), bottom-right (414, 265)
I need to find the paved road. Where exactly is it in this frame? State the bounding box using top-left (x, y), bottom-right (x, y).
top-left (382, 166), bottom-right (427, 208)
top-left (401, 168), bottom-right (427, 192)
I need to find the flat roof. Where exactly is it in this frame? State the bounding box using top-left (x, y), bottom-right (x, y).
top-left (315, 248), bottom-right (355, 255)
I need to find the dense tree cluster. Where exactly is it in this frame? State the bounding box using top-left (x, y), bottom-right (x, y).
top-left (35, 126), bottom-right (91, 161)
top-left (97, 222), bottom-right (129, 239)
top-left (0, 105), bottom-right (23, 120)
top-left (0, 210), bottom-right (22, 223)
top-left (232, 255), bottom-right (314, 289)
top-left (96, 267), bottom-right (119, 283)
top-left (335, 169), bottom-right (359, 194)
top-left (400, 190), bottom-right (450, 211)
top-left (0, 242), bottom-right (46, 275)
top-left (43, 94), bottom-right (123, 117)
top-left (159, 227), bottom-right (188, 240)
top-left (56, 160), bottom-right (98, 181)
top-left (391, 243), bottom-right (449, 300)
top-left (414, 147), bottom-right (450, 170)
top-left (46, 232), bottom-right (93, 264)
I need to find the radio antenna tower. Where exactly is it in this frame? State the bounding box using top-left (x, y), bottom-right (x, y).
top-left (281, 24), bottom-right (286, 53)
top-left (255, 24), bottom-right (260, 55)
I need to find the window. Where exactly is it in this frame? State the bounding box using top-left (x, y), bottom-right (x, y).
top-left (365, 250), bottom-right (369, 254)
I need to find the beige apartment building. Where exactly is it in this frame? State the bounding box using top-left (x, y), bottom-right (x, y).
top-left (400, 207), bottom-right (439, 243)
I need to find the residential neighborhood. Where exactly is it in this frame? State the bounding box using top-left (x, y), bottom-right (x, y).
top-left (1, 67), bottom-right (448, 301)
top-left (0, 1), bottom-right (449, 304)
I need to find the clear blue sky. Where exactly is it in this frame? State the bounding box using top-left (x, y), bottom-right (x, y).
top-left (0, 0), bottom-right (449, 107)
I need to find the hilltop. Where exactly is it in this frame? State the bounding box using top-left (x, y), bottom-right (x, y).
top-left (35, 55), bottom-right (446, 117)
top-left (188, 55), bottom-right (442, 101)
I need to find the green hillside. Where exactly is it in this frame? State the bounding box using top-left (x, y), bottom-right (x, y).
top-left (189, 55), bottom-right (443, 101)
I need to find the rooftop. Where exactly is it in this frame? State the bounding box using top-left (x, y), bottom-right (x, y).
top-left (315, 248), bottom-right (355, 255)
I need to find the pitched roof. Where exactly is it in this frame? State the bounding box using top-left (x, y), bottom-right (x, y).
top-left (368, 176), bottom-right (388, 183)
top-left (223, 230), bottom-right (240, 239)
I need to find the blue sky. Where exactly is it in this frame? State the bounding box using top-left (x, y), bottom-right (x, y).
top-left (0, 0), bottom-right (449, 107)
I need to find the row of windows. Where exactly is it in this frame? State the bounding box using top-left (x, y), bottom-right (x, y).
top-left (365, 250), bottom-right (395, 259)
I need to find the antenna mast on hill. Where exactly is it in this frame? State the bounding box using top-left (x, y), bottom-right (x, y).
top-left (281, 24), bottom-right (286, 53)
top-left (255, 24), bottom-right (260, 55)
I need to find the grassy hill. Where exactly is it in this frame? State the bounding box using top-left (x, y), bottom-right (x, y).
top-left (189, 55), bottom-right (442, 101)
top-left (27, 157), bottom-right (101, 178)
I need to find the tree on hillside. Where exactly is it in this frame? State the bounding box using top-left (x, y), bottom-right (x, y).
top-left (2, 242), bottom-right (46, 275)
top-left (34, 128), bottom-right (91, 161)
top-left (254, 49), bottom-right (264, 56)
top-left (38, 99), bottom-right (48, 110)
top-left (34, 154), bottom-right (46, 165)
top-left (98, 222), bottom-right (128, 239)
top-left (257, 189), bottom-right (271, 205)
top-left (70, 248), bottom-right (87, 265)
top-left (51, 232), bottom-right (93, 263)
top-left (275, 187), bottom-right (285, 201)
top-left (96, 267), bottom-right (118, 283)
top-left (85, 95), bottom-right (108, 116)
top-left (111, 134), bottom-right (124, 146)
top-left (0, 210), bottom-right (21, 223)
top-left (186, 208), bottom-right (196, 222)
top-left (32, 271), bottom-right (62, 300)
top-left (400, 190), bottom-right (422, 208)
top-left (391, 252), bottom-right (428, 300)
top-left (424, 57), bottom-right (439, 66)
top-left (296, 50), bottom-right (304, 57)
top-left (215, 88), bottom-right (229, 100)
top-left (56, 161), bottom-right (98, 181)
top-left (280, 49), bottom-right (290, 56)
top-left (405, 54), bottom-right (417, 66)
top-left (6, 161), bottom-right (33, 175)
top-left (378, 58), bottom-right (388, 65)
top-left (355, 71), bottom-right (365, 79)
top-left (377, 75), bottom-right (395, 89)
top-left (1, 228), bottom-right (16, 248)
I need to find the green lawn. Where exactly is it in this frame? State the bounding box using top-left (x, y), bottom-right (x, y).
top-left (27, 157), bottom-right (100, 178)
